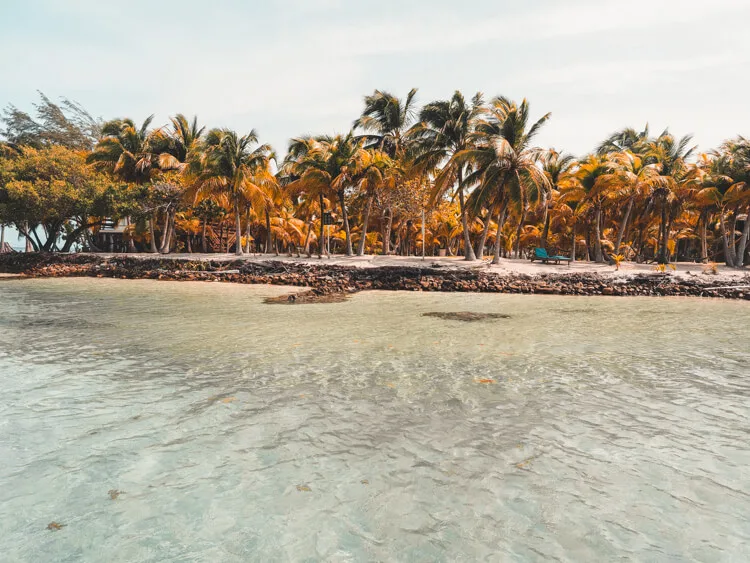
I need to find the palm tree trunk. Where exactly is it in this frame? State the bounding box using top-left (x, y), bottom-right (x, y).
top-left (263, 209), bottom-right (270, 253)
top-left (339, 190), bottom-right (353, 256)
top-left (303, 220), bottom-right (313, 257)
top-left (158, 210), bottom-right (169, 252)
top-left (318, 193), bottom-right (326, 258)
top-left (383, 207), bottom-right (393, 255)
top-left (657, 205), bottom-right (669, 264)
top-left (615, 196), bottom-right (634, 253)
top-left (0, 225), bottom-right (4, 248)
top-left (514, 207), bottom-right (527, 258)
top-left (357, 193), bottom-right (374, 256)
top-left (735, 207), bottom-right (750, 268)
top-left (457, 169), bottom-right (476, 261)
top-left (476, 209), bottom-right (493, 259)
top-left (201, 219), bottom-right (208, 253)
top-left (720, 210), bottom-right (736, 266)
top-left (160, 210), bottom-right (175, 254)
top-left (234, 203), bottom-right (244, 256)
top-left (491, 206), bottom-right (506, 265)
top-left (699, 210), bottom-right (708, 262)
top-left (593, 204), bottom-right (604, 262)
top-left (540, 206), bottom-right (552, 250)
top-left (149, 215), bottom-right (158, 253)
top-left (571, 222), bottom-right (577, 262)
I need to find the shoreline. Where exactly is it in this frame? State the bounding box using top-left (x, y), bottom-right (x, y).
top-left (2, 253), bottom-right (750, 301)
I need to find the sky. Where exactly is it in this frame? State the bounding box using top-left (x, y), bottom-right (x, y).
top-left (1, 0), bottom-right (749, 245)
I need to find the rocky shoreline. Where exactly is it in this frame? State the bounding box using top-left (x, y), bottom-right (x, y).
top-left (1, 253), bottom-right (750, 301)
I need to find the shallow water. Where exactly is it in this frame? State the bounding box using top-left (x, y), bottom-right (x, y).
top-left (1, 278), bottom-right (749, 562)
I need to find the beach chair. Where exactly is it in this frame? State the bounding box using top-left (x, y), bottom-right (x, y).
top-left (530, 247), bottom-right (571, 265)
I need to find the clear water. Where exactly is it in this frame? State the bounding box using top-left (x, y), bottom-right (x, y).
top-left (1, 278), bottom-right (749, 562)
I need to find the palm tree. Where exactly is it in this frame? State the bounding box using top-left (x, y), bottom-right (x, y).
top-left (354, 88), bottom-right (418, 157)
top-left (719, 137), bottom-right (750, 266)
top-left (149, 114), bottom-right (205, 253)
top-left (198, 129), bottom-right (276, 256)
top-left (355, 149), bottom-right (392, 256)
top-left (453, 97), bottom-right (551, 264)
top-left (152, 114), bottom-right (205, 173)
top-left (88, 116), bottom-right (161, 252)
top-left (597, 124), bottom-right (650, 156)
top-left (411, 91), bottom-right (484, 260)
top-left (88, 117), bottom-right (157, 183)
top-left (539, 149), bottom-right (576, 250)
top-left (570, 155), bottom-right (613, 262)
top-left (695, 143), bottom-right (750, 266)
top-left (603, 151), bottom-right (669, 254)
top-left (285, 134), bottom-right (371, 256)
top-left (647, 132), bottom-right (696, 263)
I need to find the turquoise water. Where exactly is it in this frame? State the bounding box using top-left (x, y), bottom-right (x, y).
top-left (1, 278), bottom-right (749, 562)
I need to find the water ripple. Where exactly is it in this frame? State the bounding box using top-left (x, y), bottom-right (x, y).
top-left (1, 279), bottom-right (749, 561)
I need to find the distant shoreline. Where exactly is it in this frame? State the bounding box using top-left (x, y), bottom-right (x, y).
top-left (2, 253), bottom-right (749, 301)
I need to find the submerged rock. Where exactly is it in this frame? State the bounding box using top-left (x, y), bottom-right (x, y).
top-left (422, 312), bottom-right (511, 322)
top-left (264, 290), bottom-right (351, 305)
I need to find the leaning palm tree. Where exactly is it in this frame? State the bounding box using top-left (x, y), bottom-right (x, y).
top-left (453, 97), bottom-right (551, 264)
top-left (411, 91), bottom-right (484, 260)
top-left (353, 88), bottom-right (418, 157)
top-left (198, 128), bottom-right (276, 256)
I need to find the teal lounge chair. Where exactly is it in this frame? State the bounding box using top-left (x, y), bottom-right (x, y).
top-left (531, 247), bottom-right (571, 265)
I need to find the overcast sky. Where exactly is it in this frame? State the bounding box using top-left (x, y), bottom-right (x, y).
top-left (2, 0), bottom-right (749, 158)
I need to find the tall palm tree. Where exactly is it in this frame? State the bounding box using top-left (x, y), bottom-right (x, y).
top-left (647, 132), bottom-right (696, 263)
top-left (453, 97), bottom-right (551, 264)
top-left (354, 88), bottom-right (418, 157)
top-left (355, 149), bottom-right (392, 256)
top-left (148, 114), bottom-right (205, 253)
top-left (411, 91), bottom-right (484, 260)
top-left (285, 134), bottom-right (371, 256)
top-left (719, 137), bottom-right (750, 266)
top-left (609, 151), bottom-right (671, 254)
top-left (199, 129), bottom-right (276, 256)
top-left (570, 155), bottom-right (613, 262)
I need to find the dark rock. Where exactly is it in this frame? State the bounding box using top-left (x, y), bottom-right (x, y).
top-left (422, 312), bottom-right (511, 322)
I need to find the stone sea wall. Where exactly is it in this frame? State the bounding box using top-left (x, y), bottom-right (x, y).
top-left (1, 253), bottom-right (749, 300)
